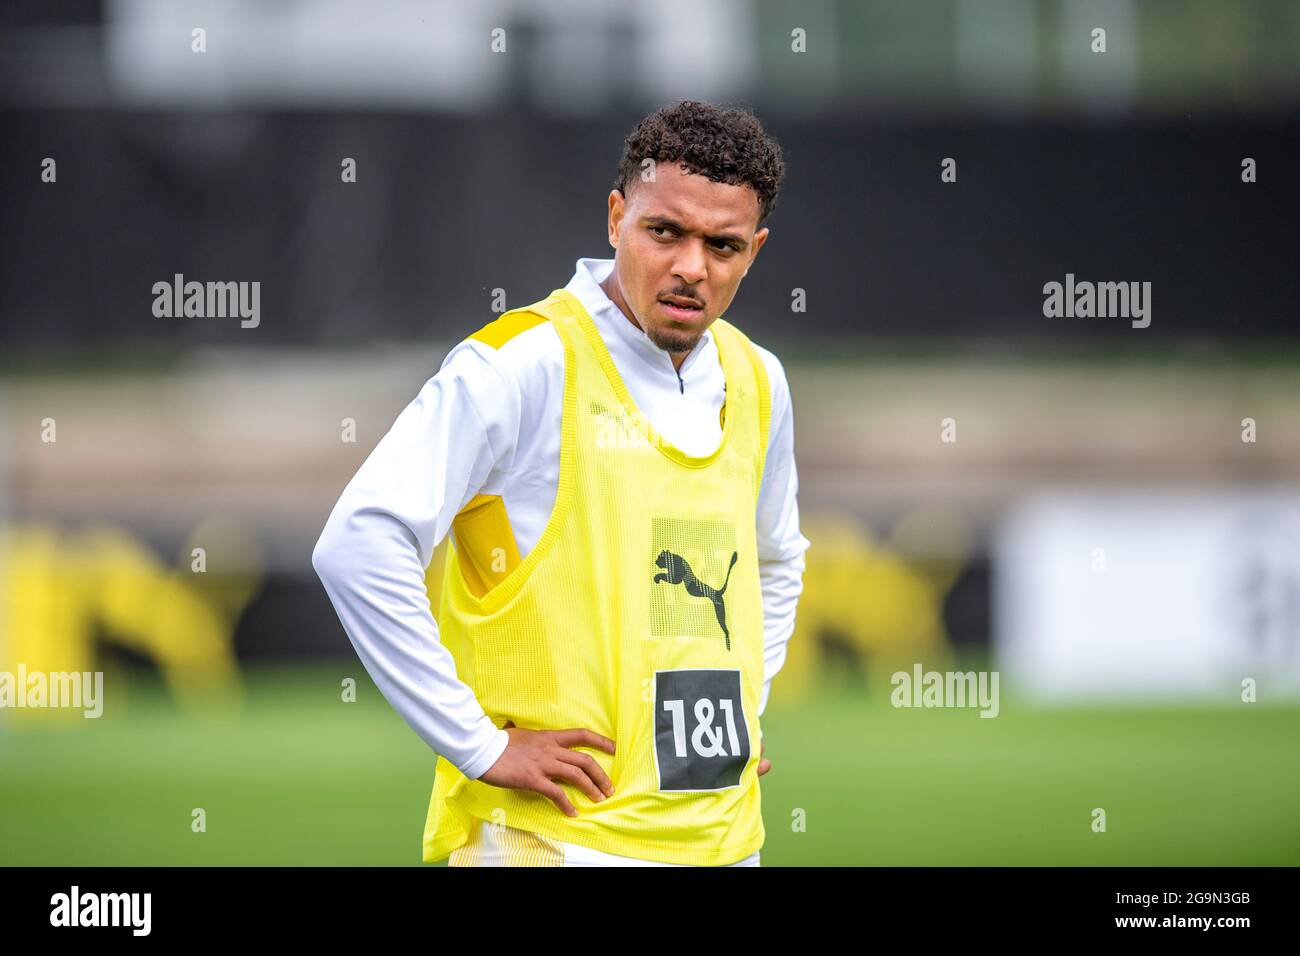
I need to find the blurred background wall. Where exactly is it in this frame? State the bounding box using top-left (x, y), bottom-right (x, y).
top-left (1, 0), bottom-right (1298, 865)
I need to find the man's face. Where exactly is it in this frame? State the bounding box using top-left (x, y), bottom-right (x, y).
top-left (603, 162), bottom-right (769, 357)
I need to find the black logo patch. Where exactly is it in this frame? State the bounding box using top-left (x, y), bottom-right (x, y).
top-left (653, 668), bottom-right (750, 791)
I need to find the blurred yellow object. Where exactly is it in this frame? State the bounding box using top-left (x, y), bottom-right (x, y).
top-left (780, 511), bottom-right (964, 704)
top-left (0, 521), bottom-right (253, 724)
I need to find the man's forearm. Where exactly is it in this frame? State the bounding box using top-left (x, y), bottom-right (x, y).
top-left (312, 507), bottom-right (508, 779)
top-left (758, 548), bottom-right (806, 717)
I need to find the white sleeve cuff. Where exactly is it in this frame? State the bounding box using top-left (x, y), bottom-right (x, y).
top-left (459, 726), bottom-right (510, 780)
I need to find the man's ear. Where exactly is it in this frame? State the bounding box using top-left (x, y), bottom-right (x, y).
top-left (744, 226), bottom-right (770, 276)
top-left (607, 189), bottom-right (626, 249)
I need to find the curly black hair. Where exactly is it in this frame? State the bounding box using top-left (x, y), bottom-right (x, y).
top-left (613, 100), bottom-right (786, 226)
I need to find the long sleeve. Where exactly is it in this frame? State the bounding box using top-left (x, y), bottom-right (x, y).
top-left (754, 348), bottom-right (811, 720)
top-left (311, 342), bottom-right (521, 780)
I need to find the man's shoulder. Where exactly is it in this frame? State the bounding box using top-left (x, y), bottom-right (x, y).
top-left (465, 306), bottom-right (555, 351)
top-left (722, 323), bottom-right (790, 408)
top-left (441, 306), bottom-right (565, 395)
top-left (452, 304), bottom-right (564, 361)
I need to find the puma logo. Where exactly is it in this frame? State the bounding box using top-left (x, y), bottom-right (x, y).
top-left (653, 550), bottom-right (739, 650)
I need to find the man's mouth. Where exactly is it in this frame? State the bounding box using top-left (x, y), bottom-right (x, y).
top-left (658, 295), bottom-right (705, 321)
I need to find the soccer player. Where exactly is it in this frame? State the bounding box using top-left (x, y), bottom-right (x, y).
top-left (313, 100), bottom-right (809, 867)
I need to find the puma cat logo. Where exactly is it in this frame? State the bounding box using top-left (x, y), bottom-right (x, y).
top-left (653, 550), bottom-right (739, 650)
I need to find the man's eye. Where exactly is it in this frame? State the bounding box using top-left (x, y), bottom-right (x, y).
top-left (649, 226), bottom-right (672, 238)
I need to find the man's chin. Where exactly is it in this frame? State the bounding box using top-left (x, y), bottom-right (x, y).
top-left (645, 323), bottom-right (706, 356)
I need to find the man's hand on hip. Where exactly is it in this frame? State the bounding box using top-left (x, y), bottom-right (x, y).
top-left (478, 720), bottom-right (617, 817)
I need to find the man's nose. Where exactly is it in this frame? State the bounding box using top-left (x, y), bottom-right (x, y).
top-left (671, 240), bottom-right (708, 286)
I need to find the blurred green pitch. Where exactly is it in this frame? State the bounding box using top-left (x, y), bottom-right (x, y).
top-left (1, 664), bottom-right (1297, 866)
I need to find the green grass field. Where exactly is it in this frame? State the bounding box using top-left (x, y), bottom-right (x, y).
top-left (2, 663), bottom-right (1297, 866)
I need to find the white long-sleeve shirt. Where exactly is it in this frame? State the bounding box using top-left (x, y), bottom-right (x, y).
top-left (312, 256), bottom-right (810, 784)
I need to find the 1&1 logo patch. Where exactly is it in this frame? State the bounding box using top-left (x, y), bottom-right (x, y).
top-left (653, 668), bottom-right (751, 791)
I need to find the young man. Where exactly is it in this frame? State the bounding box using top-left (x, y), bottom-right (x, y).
top-left (313, 100), bottom-right (809, 867)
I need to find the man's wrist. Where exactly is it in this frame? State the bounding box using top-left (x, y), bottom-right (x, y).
top-left (459, 726), bottom-right (510, 780)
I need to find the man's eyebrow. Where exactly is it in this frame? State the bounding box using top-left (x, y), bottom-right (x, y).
top-left (642, 215), bottom-right (750, 249)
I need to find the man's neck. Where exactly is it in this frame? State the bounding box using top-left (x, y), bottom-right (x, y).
top-left (599, 270), bottom-right (689, 372)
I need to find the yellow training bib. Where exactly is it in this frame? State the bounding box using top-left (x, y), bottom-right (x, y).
top-left (422, 288), bottom-right (771, 866)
